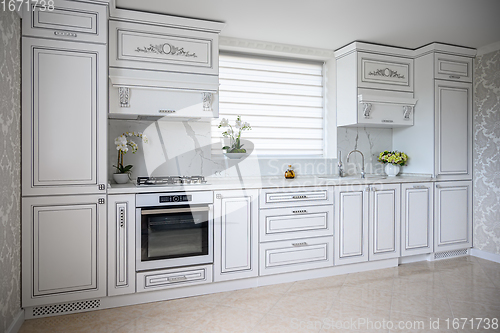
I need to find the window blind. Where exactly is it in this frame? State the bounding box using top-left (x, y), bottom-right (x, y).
top-left (211, 53), bottom-right (324, 156)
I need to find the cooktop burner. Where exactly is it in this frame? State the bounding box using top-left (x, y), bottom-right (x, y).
top-left (137, 176), bottom-right (207, 186)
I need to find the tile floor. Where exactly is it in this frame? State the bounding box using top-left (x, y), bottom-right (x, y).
top-left (19, 256), bottom-right (500, 333)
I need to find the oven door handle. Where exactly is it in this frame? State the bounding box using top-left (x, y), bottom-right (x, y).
top-left (140, 207), bottom-right (210, 215)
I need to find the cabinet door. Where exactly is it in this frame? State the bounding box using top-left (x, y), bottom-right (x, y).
top-left (22, 195), bottom-right (106, 307)
top-left (401, 183), bottom-right (434, 257)
top-left (334, 185), bottom-right (369, 265)
top-left (435, 80), bottom-right (472, 180)
top-left (369, 184), bottom-right (400, 261)
top-left (434, 54), bottom-right (472, 83)
top-left (108, 194), bottom-right (136, 296)
top-left (434, 181), bottom-right (472, 251)
top-left (214, 189), bottom-right (258, 281)
top-left (22, 0), bottom-right (107, 44)
top-left (357, 52), bottom-right (413, 92)
top-left (22, 38), bottom-right (107, 196)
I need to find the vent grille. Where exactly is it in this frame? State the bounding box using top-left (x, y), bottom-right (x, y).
top-left (434, 249), bottom-right (469, 260)
top-left (32, 299), bottom-right (100, 317)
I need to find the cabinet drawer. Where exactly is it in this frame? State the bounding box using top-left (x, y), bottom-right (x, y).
top-left (23, 0), bottom-right (107, 44)
top-left (434, 54), bottom-right (472, 82)
top-left (260, 187), bottom-right (333, 208)
top-left (259, 236), bottom-right (333, 276)
top-left (260, 205), bottom-right (333, 242)
top-left (358, 52), bottom-right (413, 92)
top-left (136, 265), bottom-right (212, 292)
top-left (109, 20), bottom-right (218, 75)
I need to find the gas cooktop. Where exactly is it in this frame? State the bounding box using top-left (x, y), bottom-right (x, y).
top-left (136, 176), bottom-right (208, 186)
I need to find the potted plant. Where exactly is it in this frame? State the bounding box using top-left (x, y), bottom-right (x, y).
top-left (378, 150), bottom-right (408, 177)
top-left (113, 132), bottom-right (148, 183)
top-left (218, 115), bottom-right (251, 159)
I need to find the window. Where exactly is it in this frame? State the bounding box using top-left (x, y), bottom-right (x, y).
top-left (211, 53), bottom-right (324, 156)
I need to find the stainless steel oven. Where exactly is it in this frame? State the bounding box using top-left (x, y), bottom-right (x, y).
top-left (136, 191), bottom-right (213, 271)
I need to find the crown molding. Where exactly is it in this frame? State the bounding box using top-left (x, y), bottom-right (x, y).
top-left (219, 36), bottom-right (334, 61)
top-left (477, 41), bottom-right (500, 56)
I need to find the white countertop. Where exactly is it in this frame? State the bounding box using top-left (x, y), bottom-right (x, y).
top-left (107, 174), bottom-right (436, 194)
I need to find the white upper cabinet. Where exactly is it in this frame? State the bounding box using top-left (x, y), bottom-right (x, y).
top-left (434, 53), bottom-right (473, 83)
top-left (22, 38), bottom-right (107, 196)
top-left (335, 42), bottom-right (416, 128)
top-left (23, 0), bottom-right (107, 44)
top-left (435, 80), bottom-right (472, 180)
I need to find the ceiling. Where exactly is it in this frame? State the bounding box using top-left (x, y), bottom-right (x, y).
top-left (116, 0), bottom-right (500, 51)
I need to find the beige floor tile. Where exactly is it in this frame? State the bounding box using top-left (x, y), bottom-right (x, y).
top-left (115, 316), bottom-right (186, 333)
top-left (446, 285), bottom-right (500, 308)
top-left (337, 286), bottom-right (393, 311)
top-left (141, 298), bottom-right (215, 327)
top-left (448, 299), bottom-right (500, 320)
top-left (268, 293), bottom-right (333, 323)
top-left (474, 257), bottom-right (500, 271)
top-left (192, 291), bottom-right (234, 304)
top-left (395, 261), bottom-right (435, 276)
top-left (482, 266), bottom-right (500, 288)
top-left (324, 302), bottom-right (390, 332)
top-left (433, 256), bottom-right (477, 270)
top-left (253, 281), bottom-right (295, 294)
top-left (219, 287), bottom-right (283, 313)
top-left (392, 278), bottom-right (447, 298)
top-left (251, 313), bottom-right (322, 333)
top-left (391, 290), bottom-right (453, 319)
top-left (189, 304), bottom-right (265, 333)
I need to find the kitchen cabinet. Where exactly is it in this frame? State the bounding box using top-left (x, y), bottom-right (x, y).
top-left (22, 195), bottom-right (107, 307)
top-left (401, 183), bottom-right (434, 257)
top-left (23, 0), bottom-right (108, 44)
top-left (260, 187), bottom-right (333, 208)
top-left (434, 80), bottom-right (472, 180)
top-left (393, 44), bottom-right (475, 180)
top-left (21, 37), bottom-right (107, 196)
top-left (434, 181), bottom-right (472, 252)
top-left (335, 42), bottom-right (417, 128)
top-left (334, 185), bottom-right (369, 265)
top-left (368, 184), bottom-right (400, 261)
top-left (214, 189), bottom-right (259, 282)
top-left (107, 194), bottom-right (135, 296)
top-left (136, 265), bottom-right (213, 293)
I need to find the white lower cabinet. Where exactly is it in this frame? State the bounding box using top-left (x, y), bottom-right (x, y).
top-left (401, 183), bottom-right (434, 256)
top-left (368, 184), bottom-right (400, 261)
top-left (136, 265), bottom-right (213, 293)
top-left (259, 236), bottom-right (333, 276)
top-left (214, 189), bottom-right (259, 282)
top-left (22, 195), bottom-right (106, 307)
top-left (434, 181), bottom-right (472, 251)
top-left (107, 194), bottom-right (136, 296)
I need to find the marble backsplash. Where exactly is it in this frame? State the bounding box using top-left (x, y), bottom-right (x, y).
top-left (0, 10), bottom-right (22, 333)
top-left (108, 119), bottom-right (392, 180)
top-left (473, 48), bottom-right (500, 256)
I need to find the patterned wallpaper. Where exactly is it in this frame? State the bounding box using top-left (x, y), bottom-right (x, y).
top-left (473, 48), bottom-right (500, 255)
top-left (0, 10), bottom-right (22, 332)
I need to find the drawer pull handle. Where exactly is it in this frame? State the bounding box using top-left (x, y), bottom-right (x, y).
top-left (292, 195), bottom-right (308, 199)
top-left (168, 275), bottom-right (187, 282)
top-left (449, 75), bottom-right (461, 79)
top-left (159, 110), bottom-right (176, 113)
top-left (292, 242), bottom-right (308, 247)
top-left (413, 185), bottom-right (427, 189)
top-left (381, 119), bottom-right (394, 123)
top-left (292, 210), bottom-right (307, 214)
top-left (54, 31), bottom-right (77, 38)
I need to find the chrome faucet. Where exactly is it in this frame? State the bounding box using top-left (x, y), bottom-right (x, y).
top-left (346, 150), bottom-right (365, 179)
top-left (337, 150), bottom-right (344, 177)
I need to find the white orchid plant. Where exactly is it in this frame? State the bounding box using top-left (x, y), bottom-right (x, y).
top-left (114, 132), bottom-right (148, 174)
top-left (218, 115), bottom-right (251, 153)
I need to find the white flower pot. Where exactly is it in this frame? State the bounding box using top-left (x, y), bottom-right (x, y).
top-left (113, 173), bottom-right (130, 184)
top-left (384, 164), bottom-right (401, 177)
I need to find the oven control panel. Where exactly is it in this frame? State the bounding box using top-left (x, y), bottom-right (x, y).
top-left (159, 195), bottom-right (192, 203)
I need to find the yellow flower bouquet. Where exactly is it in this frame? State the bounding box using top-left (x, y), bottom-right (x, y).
top-left (378, 150), bottom-right (408, 166)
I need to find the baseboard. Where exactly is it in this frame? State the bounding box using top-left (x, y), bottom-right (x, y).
top-left (6, 309), bottom-right (24, 333)
top-left (470, 248), bottom-right (500, 264)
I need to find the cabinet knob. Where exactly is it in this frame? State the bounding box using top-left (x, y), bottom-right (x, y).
top-left (292, 242), bottom-right (308, 247)
top-left (98, 198), bottom-right (105, 204)
top-left (449, 75), bottom-right (461, 79)
top-left (216, 194), bottom-right (222, 199)
top-left (98, 184), bottom-right (106, 190)
top-left (365, 186), bottom-right (371, 192)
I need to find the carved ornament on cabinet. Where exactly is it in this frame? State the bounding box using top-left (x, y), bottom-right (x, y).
top-left (202, 92), bottom-right (213, 112)
top-left (119, 87), bottom-right (130, 108)
top-left (368, 67), bottom-right (405, 79)
top-left (403, 105), bottom-right (413, 120)
top-left (362, 102), bottom-right (373, 118)
top-left (135, 43), bottom-right (197, 58)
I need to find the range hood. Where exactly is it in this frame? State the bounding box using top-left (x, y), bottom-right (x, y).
top-left (108, 68), bottom-right (219, 121)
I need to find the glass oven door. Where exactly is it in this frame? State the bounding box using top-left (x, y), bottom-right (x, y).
top-left (136, 204), bottom-right (213, 271)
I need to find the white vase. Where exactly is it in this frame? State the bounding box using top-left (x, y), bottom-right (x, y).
top-left (113, 173), bottom-right (130, 184)
top-left (384, 164), bottom-right (400, 177)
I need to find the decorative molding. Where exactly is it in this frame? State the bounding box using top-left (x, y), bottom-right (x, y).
top-left (403, 105), bottom-right (413, 119)
top-left (219, 36), bottom-right (334, 60)
top-left (477, 41), bottom-right (500, 56)
top-left (368, 68), bottom-right (405, 79)
top-left (202, 92), bottom-right (213, 112)
top-left (362, 103), bottom-right (372, 118)
top-left (135, 43), bottom-right (197, 58)
top-left (118, 87), bottom-right (130, 108)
